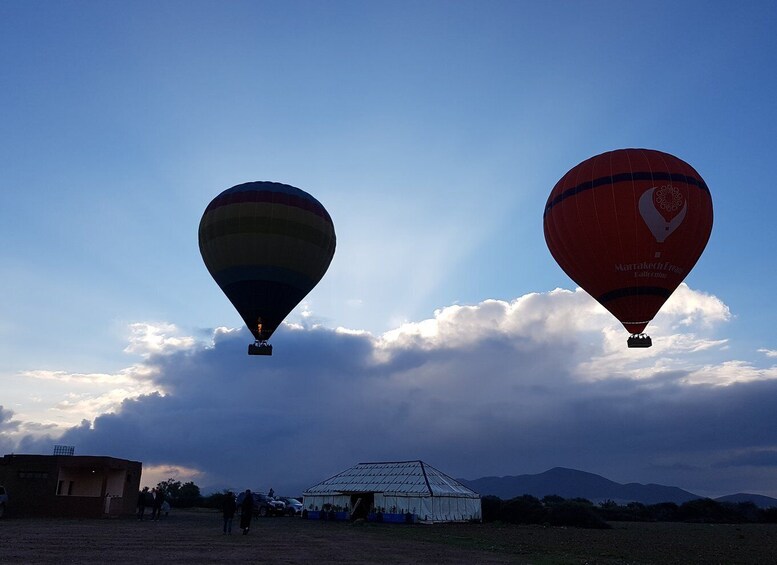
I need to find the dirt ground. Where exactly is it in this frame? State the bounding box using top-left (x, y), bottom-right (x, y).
top-left (2, 509), bottom-right (777, 564)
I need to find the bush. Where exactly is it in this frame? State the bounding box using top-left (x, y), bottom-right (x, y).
top-left (541, 494), bottom-right (565, 506)
top-left (481, 495), bottom-right (502, 523)
top-left (481, 494), bottom-right (777, 527)
top-left (498, 495), bottom-right (546, 524)
top-left (646, 502), bottom-right (680, 522)
top-left (597, 501), bottom-right (642, 522)
top-left (678, 498), bottom-right (745, 523)
top-left (548, 501), bottom-right (611, 529)
top-left (759, 507), bottom-right (777, 523)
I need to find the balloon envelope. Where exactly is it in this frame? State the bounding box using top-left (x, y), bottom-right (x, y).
top-left (199, 181), bottom-right (336, 342)
top-left (543, 149), bottom-right (713, 335)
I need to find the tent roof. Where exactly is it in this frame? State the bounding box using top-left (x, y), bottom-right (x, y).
top-left (303, 460), bottom-right (479, 498)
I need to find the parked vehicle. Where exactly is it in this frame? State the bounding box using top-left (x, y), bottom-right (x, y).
top-left (236, 491), bottom-right (285, 517)
top-left (279, 497), bottom-right (303, 516)
top-left (0, 485), bottom-right (8, 518)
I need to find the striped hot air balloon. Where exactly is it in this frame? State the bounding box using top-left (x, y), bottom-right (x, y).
top-left (199, 181), bottom-right (336, 355)
top-left (543, 149), bottom-right (713, 348)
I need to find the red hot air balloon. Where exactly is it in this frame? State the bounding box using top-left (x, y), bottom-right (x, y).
top-left (199, 181), bottom-right (336, 355)
top-left (543, 149), bottom-right (713, 348)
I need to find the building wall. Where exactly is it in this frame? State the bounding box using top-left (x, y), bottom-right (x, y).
top-left (303, 494), bottom-right (351, 512)
top-left (302, 492), bottom-right (482, 523)
top-left (0, 454), bottom-right (142, 518)
top-left (57, 469), bottom-right (104, 496)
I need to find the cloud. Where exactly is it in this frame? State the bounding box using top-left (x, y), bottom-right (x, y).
top-left (123, 322), bottom-right (197, 358)
top-left (0, 406), bottom-right (22, 454)
top-left (140, 463), bottom-right (208, 489)
top-left (658, 284), bottom-right (731, 327)
top-left (6, 285), bottom-right (777, 499)
top-left (716, 449), bottom-right (777, 468)
top-left (12, 363), bottom-right (161, 432)
top-left (0, 406), bottom-right (21, 439)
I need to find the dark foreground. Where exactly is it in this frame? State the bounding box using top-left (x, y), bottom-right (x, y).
top-left (2, 509), bottom-right (776, 564)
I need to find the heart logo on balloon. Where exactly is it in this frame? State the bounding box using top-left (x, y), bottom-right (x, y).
top-left (638, 185), bottom-right (687, 243)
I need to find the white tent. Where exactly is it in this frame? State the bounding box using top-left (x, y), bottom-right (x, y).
top-left (302, 460), bottom-right (481, 523)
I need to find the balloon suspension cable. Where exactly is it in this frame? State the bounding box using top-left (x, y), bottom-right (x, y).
top-left (248, 339), bottom-right (273, 356)
top-left (627, 333), bottom-right (652, 348)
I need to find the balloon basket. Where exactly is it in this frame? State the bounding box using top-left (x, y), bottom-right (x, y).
top-left (248, 343), bottom-right (273, 356)
top-left (627, 334), bottom-right (652, 348)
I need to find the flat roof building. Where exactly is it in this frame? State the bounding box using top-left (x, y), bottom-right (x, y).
top-left (0, 453), bottom-right (142, 518)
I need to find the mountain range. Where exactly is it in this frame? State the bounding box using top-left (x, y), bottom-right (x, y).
top-left (459, 467), bottom-right (777, 508)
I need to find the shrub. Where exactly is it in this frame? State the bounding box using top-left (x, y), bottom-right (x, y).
top-left (499, 495), bottom-right (546, 524)
top-left (481, 495), bottom-right (502, 523)
top-left (678, 498), bottom-right (745, 523)
top-left (759, 507), bottom-right (777, 523)
top-left (548, 501), bottom-right (611, 529)
top-left (646, 502), bottom-right (680, 522)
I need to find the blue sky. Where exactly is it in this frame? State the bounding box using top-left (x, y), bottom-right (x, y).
top-left (2, 1), bottom-right (777, 498)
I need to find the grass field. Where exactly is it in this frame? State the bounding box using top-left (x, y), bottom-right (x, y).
top-left (2, 508), bottom-right (776, 564)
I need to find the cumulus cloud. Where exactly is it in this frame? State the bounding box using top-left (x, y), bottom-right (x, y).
top-left (123, 322), bottom-right (197, 357)
top-left (6, 286), bottom-right (777, 499)
top-left (21, 367), bottom-right (154, 386)
top-left (140, 463), bottom-right (208, 489)
top-left (12, 347), bottom-right (165, 432)
top-left (658, 284), bottom-right (731, 327)
top-left (0, 406), bottom-right (22, 454)
top-left (0, 406), bottom-right (20, 432)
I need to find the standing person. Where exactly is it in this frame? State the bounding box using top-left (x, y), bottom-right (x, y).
top-left (137, 487), bottom-right (149, 520)
top-left (239, 489), bottom-right (254, 535)
top-left (222, 491), bottom-right (237, 535)
top-left (149, 488), bottom-right (158, 520)
top-left (151, 488), bottom-right (164, 521)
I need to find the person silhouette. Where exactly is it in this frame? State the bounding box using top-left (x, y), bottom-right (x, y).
top-left (240, 489), bottom-right (254, 534)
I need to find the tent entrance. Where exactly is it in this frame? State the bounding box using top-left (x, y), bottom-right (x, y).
top-left (350, 493), bottom-right (373, 521)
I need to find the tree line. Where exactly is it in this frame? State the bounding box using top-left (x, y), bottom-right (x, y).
top-left (151, 478), bottom-right (203, 508)
top-left (150, 479), bottom-right (255, 510)
top-left (151, 479), bottom-right (777, 528)
top-left (482, 494), bottom-right (777, 528)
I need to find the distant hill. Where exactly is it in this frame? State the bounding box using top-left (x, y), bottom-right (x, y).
top-left (460, 467), bottom-right (700, 505)
top-left (715, 493), bottom-right (777, 509)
